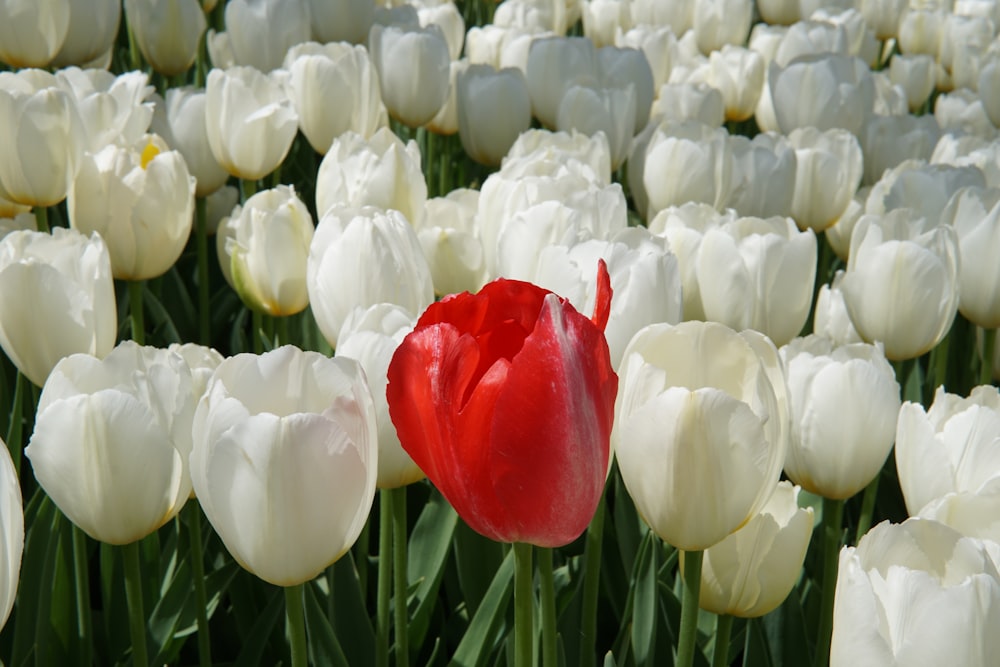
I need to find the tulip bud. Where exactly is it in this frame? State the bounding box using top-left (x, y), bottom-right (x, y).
top-left (865, 160), bottom-right (985, 222)
top-left (26, 342), bottom-right (199, 544)
top-left (307, 0), bottom-right (374, 44)
top-left (307, 206), bottom-right (434, 349)
top-left (582, 0), bottom-right (631, 48)
top-left (782, 335), bottom-right (901, 499)
top-left (125, 0), bottom-right (207, 76)
top-left (694, 481), bottom-right (813, 617)
top-left (336, 304), bottom-right (422, 489)
top-left (841, 211), bottom-right (960, 361)
top-left (456, 65), bottom-right (532, 167)
top-left (212, 0), bottom-right (311, 73)
top-left (757, 0), bottom-right (800, 25)
top-left (788, 126), bottom-right (864, 232)
top-left (889, 54), bottom-right (937, 112)
top-left (698, 216), bottom-right (817, 347)
top-left (0, 0), bottom-right (69, 68)
top-left (642, 120), bottom-right (734, 219)
top-left (417, 189), bottom-right (487, 296)
top-left (598, 46), bottom-right (655, 130)
top-left (693, 0), bottom-right (753, 55)
top-left (769, 54), bottom-right (875, 136)
top-left (813, 271), bottom-right (863, 345)
top-left (706, 45), bottom-right (765, 123)
top-left (49, 0), bottom-right (120, 68)
top-left (505, 128), bottom-right (612, 185)
top-left (218, 185), bottom-right (314, 316)
top-left (860, 114), bottom-right (941, 186)
top-left (154, 86), bottom-right (230, 197)
top-left (935, 88), bottom-right (997, 137)
top-left (204, 66), bottom-right (298, 181)
top-left (896, 385), bottom-right (1000, 517)
top-left (614, 321), bottom-right (789, 550)
top-left (387, 263), bottom-right (618, 547)
top-left (979, 55), bottom-right (1000, 128)
top-left (860, 0), bottom-right (907, 41)
top-left (0, 71), bottom-right (86, 208)
top-left (0, 228), bottom-right (116, 388)
top-left (283, 41), bottom-right (388, 154)
top-left (726, 133), bottom-right (797, 219)
top-left (191, 346), bottom-right (378, 586)
top-left (832, 518), bottom-right (1000, 667)
top-left (615, 24), bottom-right (676, 91)
top-left (525, 36), bottom-right (600, 128)
top-left (772, 19), bottom-right (849, 69)
top-left (69, 134), bottom-right (196, 281)
top-left (369, 22), bottom-right (451, 128)
top-left (315, 128), bottom-right (427, 223)
top-left (556, 83), bottom-right (635, 169)
top-left (649, 203), bottom-right (735, 322)
top-left (941, 186), bottom-right (1000, 327)
top-left (418, 1), bottom-right (465, 62)
top-left (55, 68), bottom-right (155, 155)
top-left (630, 0), bottom-right (692, 34)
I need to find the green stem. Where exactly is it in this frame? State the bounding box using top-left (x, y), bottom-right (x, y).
top-left (195, 197), bottom-right (211, 345)
top-left (33, 206), bottom-right (49, 233)
top-left (931, 331), bottom-right (951, 394)
top-left (376, 490), bottom-right (391, 667)
top-left (854, 475), bottom-right (880, 545)
top-left (815, 498), bottom-right (845, 667)
top-left (72, 527), bottom-right (92, 667)
top-left (252, 310), bottom-right (263, 354)
top-left (126, 17), bottom-right (142, 72)
top-left (188, 505), bottom-right (212, 667)
top-left (285, 584), bottom-right (308, 667)
top-left (579, 494), bottom-right (605, 667)
top-left (276, 315), bottom-right (290, 348)
top-left (241, 178), bottom-right (257, 202)
top-left (122, 541), bottom-right (149, 667)
top-left (392, 487), bottom-right (409, 667)
top-left (981, 327), bottom-right (996, 386)
top-left (712, 614), bottom-right (733, 667)
top-left (513, 542), bottom-right (534, 667)
top-left (4, 371), bottom-right (23, 474)
top-left (677, 550), bottom-right (704, 667)
top-left (538, 548), bottom-right (557, 667)
top-left (129, 281), bottom-right (145, 346)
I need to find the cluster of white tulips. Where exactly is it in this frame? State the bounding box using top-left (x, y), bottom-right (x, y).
top-left (0, 0), bottom-right (999, 665)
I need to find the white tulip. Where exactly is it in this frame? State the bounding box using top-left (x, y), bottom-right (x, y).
top-left (0, 229), bottom-right (116, 388)
top-left (190, 346), bottom-right (378, 586)
top-left (781, 335), bottom-right (901, 499)
top-left (614, 321), bottom-right (789, 550)
top-left (307, 206), bottom-right (434, 348)
top-left (26, 342), bottom-right (198, 544)
top-left (204, 66), bottom-right (298, 181)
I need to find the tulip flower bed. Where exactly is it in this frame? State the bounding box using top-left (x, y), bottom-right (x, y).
top-left (2, 0), bottom-right (1000, 666)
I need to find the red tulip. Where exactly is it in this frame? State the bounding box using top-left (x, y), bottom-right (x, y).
top-left (387, 261), bottom-right (618, 547)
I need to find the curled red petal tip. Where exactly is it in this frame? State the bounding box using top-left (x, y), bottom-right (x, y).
top-left (591, 259), bottom-right (611, 332)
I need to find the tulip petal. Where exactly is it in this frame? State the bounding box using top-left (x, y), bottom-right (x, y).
top-left (27, 391), bottom-right (185, 544)
top-left (197, 412), bottom-right (371, 586)
top-left (487, 293), bottom-right (616, 547)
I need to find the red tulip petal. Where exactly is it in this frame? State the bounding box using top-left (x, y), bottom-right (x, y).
top-left (591, 259), bottom-right (611, 331)
top-left (387, 319), bottom-right (512, 541)
top-left (487, 293), bottom-right (618, 547)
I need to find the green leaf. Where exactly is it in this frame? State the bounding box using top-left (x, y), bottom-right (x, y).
top-left (453, 521), bottom-right (504, 617)
top-left (631, 533), bottom-right (657, 666)
top-left (407, 489), bottom-right (458, 651)
top-left (10, 491), bottom-right (54, 665)
top-left (304, 580), bottom-right (351, 667)
top-left (448, 549), bottom-right (514, 667)
top-left (234, 587), bottom-right (283, 666)
top-left (761, 591), bottom-right (810, 667)
top-left (142, 286), bottom-right (182, 345)
top-left (326, 552), bottom-right (375, 667)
